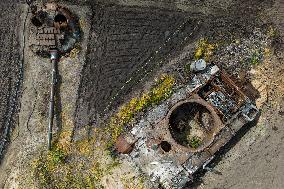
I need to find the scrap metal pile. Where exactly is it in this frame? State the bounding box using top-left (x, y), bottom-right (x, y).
top-left (115, 64), bottom-right (259, 189)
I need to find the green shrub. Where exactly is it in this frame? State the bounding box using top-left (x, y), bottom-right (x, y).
top-left (48, 147), bottom-right (66, 165)
top-left (250, 51), bottom-right (262, 65)
top-left (189, 136), bottom-right (202, 148)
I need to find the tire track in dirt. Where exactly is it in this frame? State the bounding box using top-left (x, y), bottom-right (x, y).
top-left (0, 1), bottom-right (22, 159)
top-left (75, 5), bottom-right (191, 127)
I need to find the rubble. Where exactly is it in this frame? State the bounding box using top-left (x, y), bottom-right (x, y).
top-left (117, 65), bottom-right (259, 189)
top-left (214, 29), bottom-right (272, 75)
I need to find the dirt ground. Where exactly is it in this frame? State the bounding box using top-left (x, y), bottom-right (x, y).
top-left (0, 3), bottom-right (91, 188)
top-left (0, 0), bottom-right (22, 159)
top-left (191, 1), bottom-right (284, 188)
top-left (74, 4), bottom-right (191, 127)
top-left (0, 0), bottom-right (283, 189)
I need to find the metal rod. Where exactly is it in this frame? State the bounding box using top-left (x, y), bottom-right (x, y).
top-left (48, 49), bottom-right (59, 150)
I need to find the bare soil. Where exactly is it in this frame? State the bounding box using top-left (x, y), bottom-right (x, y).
top-left (0, 0), bottom-right (283, 189)
top-left (74, 4), bottom-right (193, 127)
top-left (190, 1), bottom-right (284, 188)
top-left (72, 1), bottom-right (284, 188)
top-left (0, 1), bottom-right (22, 159)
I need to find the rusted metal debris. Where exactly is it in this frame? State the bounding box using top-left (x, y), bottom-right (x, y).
top-left (28, 3), bottom-right (80, 57)
top-left (27, 2), bottom-right (81, 150)
top-left (115, 135), bottom-right (135, 154)
top-left (116, 64), bottom-right (259, 189)
top-left (33, 27), bottom-right (63, 47)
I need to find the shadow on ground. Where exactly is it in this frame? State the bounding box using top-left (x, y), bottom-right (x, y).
top-left (186, 112), bottom-right (261, 189)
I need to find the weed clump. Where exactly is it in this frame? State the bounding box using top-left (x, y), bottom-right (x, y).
top-left (32, 146), bottom-right (67, 188)
top-left (189, 136), bottom-right (202, 149)
top-left (32, 74), bottom-right (174, 189)
top-left (122, 176), bottom-right (147, 189)
top-left (69, 44), bottom-right (81, 59)
top-left (194, 38), bottom-right (217, 61)
top-left (32, 142), bottom-right (120, 189)
top-left (107, 74), bottom-right (175, 146)
top-left (266, 25), bottom-right (278, 39)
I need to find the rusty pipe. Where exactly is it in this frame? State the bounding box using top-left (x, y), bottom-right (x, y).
top-left (48, 49), bottom-right (59, 150)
